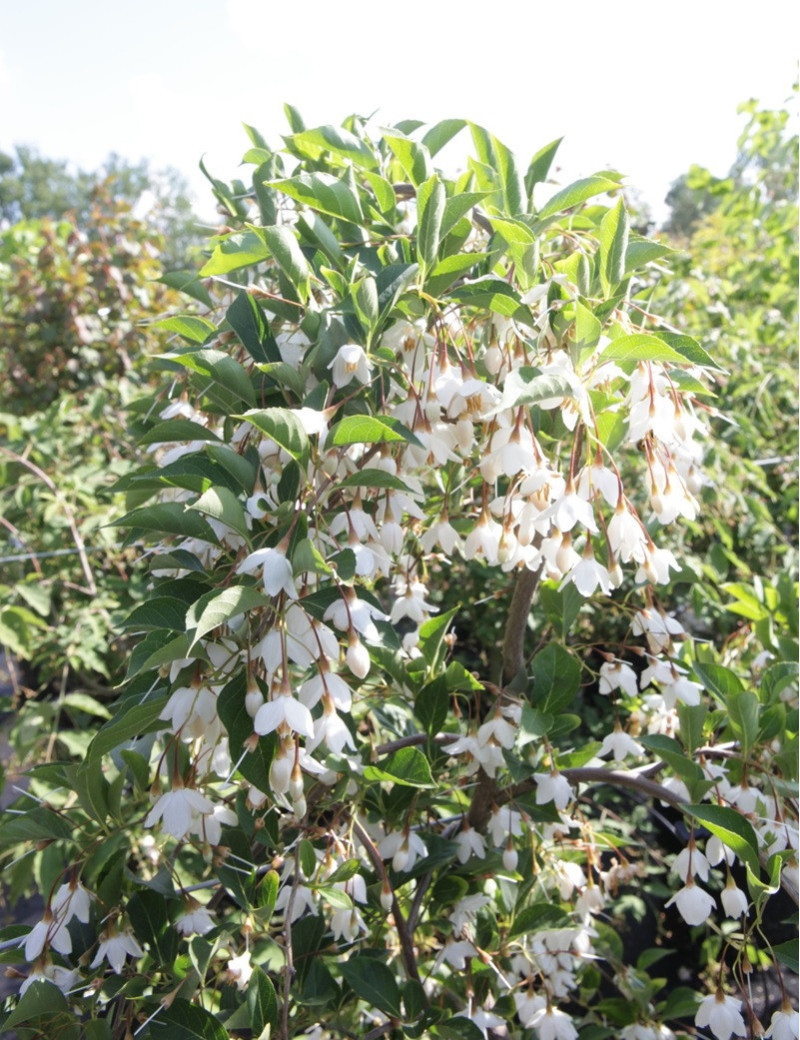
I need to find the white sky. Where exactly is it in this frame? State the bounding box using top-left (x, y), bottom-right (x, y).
top-left (1, 1), bottom-right (797, 224)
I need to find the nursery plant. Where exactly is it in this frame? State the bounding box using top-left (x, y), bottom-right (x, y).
top-left (0, 109), bottom-right (796, 1040)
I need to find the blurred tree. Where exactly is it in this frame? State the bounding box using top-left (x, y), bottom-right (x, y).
top-left (0, 146), bottom-right (201, 267)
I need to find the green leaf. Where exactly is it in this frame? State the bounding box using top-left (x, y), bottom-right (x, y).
top-left (247, 966), bottom-right (279, 1034)
top-left (418, 606), bottom-right (459, 668)
top-left (531, 643), bottom-right (581, 715)
top-left (338, 468), bottom-right (410, 492)
top-left (600, 334), bottom-right (687, 365)
top-left (186, 586), bottom-right (269, 649)
top-left (376, 262), bottom-right (419, 317)
top-left (692, 660), bottom-right (744, 706)
top-left (537, 176), bottom-right (620, 220)
top-left (624, 234), bottom-right (675, 274)
top-left (415, 675), bottom-right (449, 736)
top-left (217, 673), bottom-right (275, 793)
top-left (499, 367), bottom-right (573, 411)
top-left (417, 174), bottom-right (446, 270)
top-left (728, 690), bottom-right (760, 758)
top-left (599, 197), bottom-right (630, 291)
top-left (69, 759), bottom-right (110, 824)
top-left (685, 804), bottom-right (760, 877)
top-left (469, 123), bottom-right (525, 215)
top-left (122, 597), bottom-right (188, 633)
top-left (364, 170), bottom-right (397, 213)
top-left (199, 231), bottom-right (270, 276)
top-left (440, 191), bottom-right (492, 239)
top-left (150, 998), bottom-right (228, 1040)
top-left (773, 938), bottom-right (799, 973)
top-left (62, 691), bottom-right (112, 719)
top-left (363, 747), bottom-right (435, 788)
top-left (657, 332), bottom-right (722, 370)
top-left (339, 956), bottom-right (403, 1017)
top-left (269, 171), bottom-right (364, 224)
top-left (289, 125), bottom-right (378, 169)
top-left (164, 349), bottom-right (256, 408)
top-left (241, 407), bottom-right (310, 461)
top-left (508, 901), bottom-right (569, 938)
top-left (2, 982), bottom-right (69, 1030)
top-left (328, 414), bottom-right (422, 448)
top-left (255, 224), bottom-right (312, 303)
top-left (227, 291), bottom-right (276, 363)
top-left (525, 137), bottom-right (563, 195)
top-left (424, 253), bottom-right (485, 296)
top-left (159, 269), bottom-right (213, 307)
top-left (384, 133), bottom-right (432, 187)
top-left (676, 703), bottom-right (707, 753)
top-left (435, 1020), bottom-right (486, 1040)
top-left (127, 888), bottom-right (176, 968)
top-left (155, 314), bottom-right (216, 344)
top-left (138, 419), bottom-right (221, 446)
top-left (113, 503), bottom-right (219, 545)
top-left (87, 695), bottom-right (169, 763)
top-left (446, 277), bottom-right (532, 325)
top-left (421, 118), bottom-right (467, 156)
top-left (191, 486), bottom-right (250, 540)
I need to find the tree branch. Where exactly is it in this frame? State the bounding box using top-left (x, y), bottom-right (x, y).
top-left (351, 819), bottom-right (423, 985)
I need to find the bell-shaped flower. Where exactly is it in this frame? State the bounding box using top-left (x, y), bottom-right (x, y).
top-left (254, 691), bottom-right (314, 741)
top-left (328, 343), bottom-right (372, 388)
top-left (665, 878), bottom-right (716, 926)
top-left (720, 878), bottom-right (748, 918)
top-left (145, 785), bottom-right (215, 841)
top-left (90, 925), bottom-right (143, 974)
top-left (694, 991), bottom-right (747, 1040)
top-left (237, 546), bottom-right (297, 599)
top-left (534, 770), bottom-right (573, 811)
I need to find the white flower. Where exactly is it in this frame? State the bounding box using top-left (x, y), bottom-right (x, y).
top-left (23, 912), bottom-right (72, 961)
top-left (534, 771), bottom-right (573, 810)
top-left (720, 878), bottom-right (748, 918)
top-left (672, 843), bottom-right (710, 883)
top-left (328, 343), bottom-right (372, 387)
top-left (455, 827), bottom-right (486, 864)
top-left (254, 693), bottom-right (314, 740)
top-left (527, 1002), bottom-right (579, 1040)
top-left (665, 880), bottom-right (715, 926)
top-left (448, 894), bottom-right (490, 937)
top-left (695, 991), bottom-right (747, 1040)
top-left (176, 901), bottom-right (215, 936)
top-left (90, 926), bottom-right (143, 974)
top-left (435, 939), bottom-right (477, 970)
top-left (51, 880), bottom-right (92, 925)
top-left (227, 950), bottom-right (253, 991)
top-left (599, 728), bottom-right (644, 760)
top-left (766, 1007), bottom-right (800, 1040)
top-left (599, 660), bottom-right (639, 698)
top-left (19, 962), bottom-right (80, 996)
top-left (377, 829), bottom-right (427, 872)
top-left (563, 544), bottom-right (612, 597)
top-left (237, 546), bottom-right (297, 599)
top-left (144, 786), bottom-right (215, 840)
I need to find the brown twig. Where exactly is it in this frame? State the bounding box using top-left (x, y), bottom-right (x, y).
top-left (351, 818), bottom-right (423, 986)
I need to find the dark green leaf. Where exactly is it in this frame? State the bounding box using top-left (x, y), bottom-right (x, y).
top-left (685, 804), bottom-right (760, 876)
top-left (340, 956), bottom-right (402, 1017)
top-left (241, 407), bottom-right (310, 461)
top-left (328, 414), bottom-right (422, 448)
top-left (186, 586), bottom-right (269, 649)
top-left (363, 747), bottom-right (435, 788)
top-left (247, 966), bottom-right (279, 1034)
top-left (150, 998), bottom-right (227, 1040)
top-left (155, 314), bottom-right (216, 344)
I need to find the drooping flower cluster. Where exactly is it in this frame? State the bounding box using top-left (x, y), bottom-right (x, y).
top-left (10, 114), bottom-right (796, 1040)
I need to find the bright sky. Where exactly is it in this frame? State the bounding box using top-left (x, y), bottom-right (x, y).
top-left (1, 1), bottom-right (797, 224)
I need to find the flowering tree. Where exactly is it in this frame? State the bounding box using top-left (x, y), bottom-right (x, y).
top-left (1, 111), bottom-right (797, 1040)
